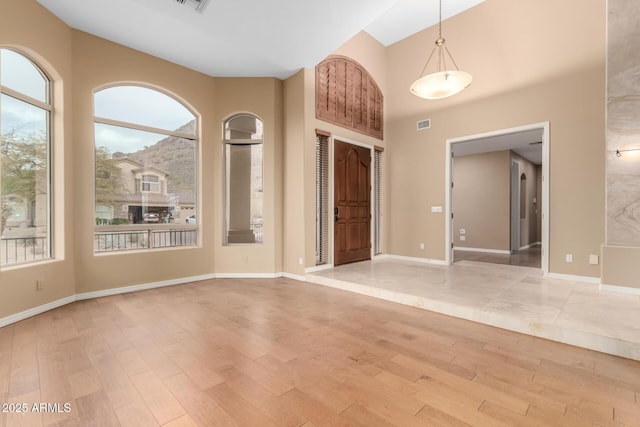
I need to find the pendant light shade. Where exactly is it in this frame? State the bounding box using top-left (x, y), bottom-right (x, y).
top-left (410, 1), bottom-right (472, 100)
top-left (410, 70), bottom-right (472, 99)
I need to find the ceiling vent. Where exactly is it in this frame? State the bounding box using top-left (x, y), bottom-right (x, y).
top-left (174, 0), bottom-right (209, 13)
top-left (417, 119), bottom-right (431, 131)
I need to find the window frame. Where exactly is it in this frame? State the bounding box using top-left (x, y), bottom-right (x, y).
top-left (0, 48), bottom-right (54, 267)
top-left (92, 84), bottom-right (199, 253)
top-left (222, 113), bottom-right (264, 246)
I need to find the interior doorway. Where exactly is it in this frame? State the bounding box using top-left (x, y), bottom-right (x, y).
top-left (334, 140), bottom-right (372, 266)
top-left (445, 122), bottom-right (549, 274)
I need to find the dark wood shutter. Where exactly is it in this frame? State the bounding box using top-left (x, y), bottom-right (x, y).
top-left (316, 56), bottom-right (383, 140)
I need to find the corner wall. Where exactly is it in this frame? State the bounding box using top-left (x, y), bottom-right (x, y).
top-left (0, 1), bottom-right (76, 319)
top-left (603, 0), bottom-right (640, 289)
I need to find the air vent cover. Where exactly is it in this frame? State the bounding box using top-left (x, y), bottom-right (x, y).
top-left (417, 119), bottom-right (431, 131)
top-left (175, 0), bottom-right (209, 13)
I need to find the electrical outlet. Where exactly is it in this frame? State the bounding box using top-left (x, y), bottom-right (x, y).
top-left (589, 254), bottom-right (599, 265)
top-left (298, 257), bottom-right (303, 265)
top-left (419, 243), bottom-right (425, 250)
top-left (565, 254), bottom-right (573, 263)
top-left (36, 280), bottom-right (43, 291)
top-left (459, 228), bottom-right (466, 235)
top-left (460, 236), bottom-right (466, 241)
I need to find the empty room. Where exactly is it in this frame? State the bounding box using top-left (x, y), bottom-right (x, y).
top-left (1, 0), bottom-right (639, 425)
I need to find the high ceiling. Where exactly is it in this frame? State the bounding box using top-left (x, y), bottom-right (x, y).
top-left (36, 0), bottom-right (483, 79)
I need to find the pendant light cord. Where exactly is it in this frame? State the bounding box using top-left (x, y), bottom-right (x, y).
top-left (438, 0), bottom-right (442, 39)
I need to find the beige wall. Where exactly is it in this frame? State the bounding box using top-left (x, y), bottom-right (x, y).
top-left (453, 151), bottom-right (510, 251)
top-left (72, 31), bottom-right (219, 292)
top-left (0, 1), bottom-right (76, 318)
top-left (283, 70), bottom-right (306, 276)
top-left (211, 77), bottom-right (283, 274)
top-left (385, 0), bottom-right (605, 277)
top-left (453, 151), bottom-right (539, 251)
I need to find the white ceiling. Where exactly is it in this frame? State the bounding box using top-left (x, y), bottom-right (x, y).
top-left (36, 0), bottom-right (483, 79)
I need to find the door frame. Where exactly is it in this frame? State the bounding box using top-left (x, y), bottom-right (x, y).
top-left (510, 160), bottom-right (521, 252)
top-left (445, 121), bottom-right (550, 275)
top-left (324, 135), bottom-right (375, 268)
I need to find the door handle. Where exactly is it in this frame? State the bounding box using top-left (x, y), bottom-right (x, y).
top-left (335, 215), bottom-right (340, 222)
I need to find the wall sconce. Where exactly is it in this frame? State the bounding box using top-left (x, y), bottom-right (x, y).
top-left (616, 148), bottom-right (640, 157)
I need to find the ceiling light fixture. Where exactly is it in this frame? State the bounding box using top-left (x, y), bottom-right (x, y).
top-left (410, 0), bottom-right (472, 100)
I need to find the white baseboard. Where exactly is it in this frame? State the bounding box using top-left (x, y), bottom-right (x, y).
top-left (281, 272), bottom-right (307, 282)
top-left (76, 273), bottom-right (217, 301)
top-left (2, 271), bottom-right (314, 328)
top-left (214, 272), bottom-right (281, 279)
top-left (378, 253), bottom-right (448, 266)
top-left (0, 295), bottom-right (76, 329)
top-left (305, 264), bottom-right (334, 273)
top-left (519, 242), bottom-right (541, 250)
top-left (545, 272), bottom-right (600, 284)
top-left (454, 247), bottom-right (511, 254)
top-left (600, 283), bottom-right (640, 296)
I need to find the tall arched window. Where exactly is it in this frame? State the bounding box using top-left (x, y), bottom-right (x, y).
top-left (0, 48), bottom-right (52, 266)
top-left (93, 85), bottom-right (198, 252)
top-left (223, 114), bottom-right (263, 245)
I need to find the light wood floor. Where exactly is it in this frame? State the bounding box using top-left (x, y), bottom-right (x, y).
top-left (1, 278), bottom-right (639, 426)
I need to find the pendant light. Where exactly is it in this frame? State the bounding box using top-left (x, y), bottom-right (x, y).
top-left (410, 0), bottom-right (472, 100)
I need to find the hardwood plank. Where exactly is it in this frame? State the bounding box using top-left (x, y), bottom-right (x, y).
top-left (340, 402), bottom-right (396, 427)
top-left (88, 351), bottom-right (141, 409)
top-left (393, 353), bottom-right (530, 415)
top-left (130, 370), bottom-right (186, 425)
top-left (114, 348), bottom-right (149, 377)
top-left (114, 399), bottom-right (159, 427)
top-left (73, 390), bottom-right (121, 427)
top-left (230, 353), bottom-right (294, 396)
top-left (4, 389), bottom-right (43, 427)
top-left (206, 383), bottom-right (276, 427)
top-left (8, 349), bottom-right (40, 398)
top-left (160, 414), bottom-right (199, 427)
top-left (163, 373), bottom-right (239, 427)
top-left (415, 403), bottom-right (473, 427)
top-left (276, 387), bottom-right (349, 426)
top-left (472, 372), bottom-right (566, 415)
top-left (67, 369), bottom-right (103, 400)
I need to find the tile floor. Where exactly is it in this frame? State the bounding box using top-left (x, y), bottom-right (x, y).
top-left (454, 246), bottom-right (541, 268)
top-left (306, 257), bottom-right (640, 361)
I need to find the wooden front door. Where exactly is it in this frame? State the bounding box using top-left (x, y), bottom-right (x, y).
top-left (334, 140), bottom-right (371, 265)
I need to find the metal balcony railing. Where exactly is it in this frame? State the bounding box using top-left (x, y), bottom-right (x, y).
top-left (94, 225), bottom-right (197, 253)
top-left (1, 237), bottom-right (49, 266)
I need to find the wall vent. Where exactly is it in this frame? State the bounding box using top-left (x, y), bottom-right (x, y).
top-left (417, 119), bottom-right (431, 131)
top-left (174, 0), bottom-right (209, 13)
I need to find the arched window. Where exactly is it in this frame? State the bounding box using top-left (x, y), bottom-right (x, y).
top-left (223, 114), bottom-right (263, 245)
top-left (0, 48), bottom-right (52, 266)
top-left (93, 85), bottom-right (198, 252)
